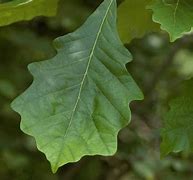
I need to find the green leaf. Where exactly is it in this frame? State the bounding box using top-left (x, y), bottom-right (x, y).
top-left (161, 79), bottom-right (193, 157)
top-left (11, 0), bottom-right (143, 173)
top-left (150, 0), bottom-right (193, 41)
top-left (0, 0), bottom-right (59, 26)
top-left (117, 0), bottom-right (160, 43)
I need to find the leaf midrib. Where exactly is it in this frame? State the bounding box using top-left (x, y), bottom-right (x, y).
top-left (53, 0), bottom-right (114, 170)
top-left (67, 0), bottom-right (114, 137)
top-left (173, 0), bottom-right (180, 26)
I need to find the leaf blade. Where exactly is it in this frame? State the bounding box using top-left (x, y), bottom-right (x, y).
top-left (11, 0), bottom-right (143, 173)
top-left (150, 0), bottom-right (193, 41)
top-left (0, 0), bottom-right (59, 26)
top-left (161, 79), bottom-right (193, 157)
top-left (118, 0), bottom-right (160, 43)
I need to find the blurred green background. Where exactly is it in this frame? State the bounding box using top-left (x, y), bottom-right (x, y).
top-left (1, 0), bottom-right (193, 179)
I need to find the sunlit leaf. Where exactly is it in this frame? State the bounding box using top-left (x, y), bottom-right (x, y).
top-left (0, 0), bottom-right (59, 26)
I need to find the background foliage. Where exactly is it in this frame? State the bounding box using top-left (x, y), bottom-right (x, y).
top-left (1, 0), bottom-right (193, 179)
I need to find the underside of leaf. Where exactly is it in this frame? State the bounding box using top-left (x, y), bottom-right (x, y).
top-left (11, 0), bottom-right (143, 173)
